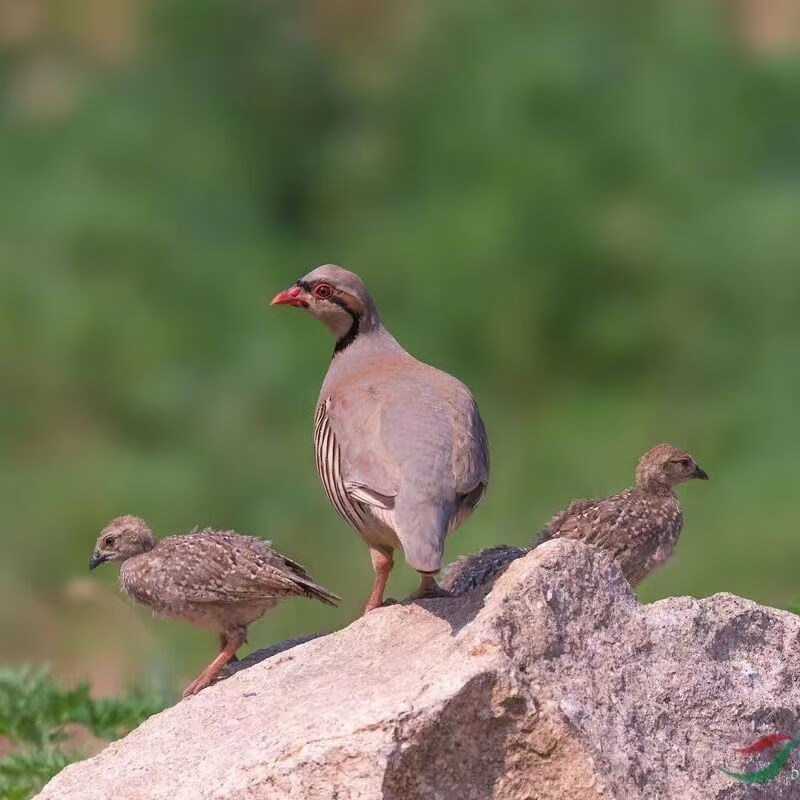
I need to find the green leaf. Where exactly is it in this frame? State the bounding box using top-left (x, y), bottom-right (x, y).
top-left (0, 666), bottom-right (164, 800)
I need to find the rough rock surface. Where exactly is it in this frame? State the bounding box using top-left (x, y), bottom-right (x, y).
top-left (37, 541), bottom-right (799, 800)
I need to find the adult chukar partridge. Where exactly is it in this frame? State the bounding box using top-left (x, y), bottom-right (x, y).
top-left (272, 265), bottom-right (490, 613)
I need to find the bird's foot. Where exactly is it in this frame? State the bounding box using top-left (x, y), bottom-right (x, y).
top-left (363, 596), bottom-right (398, 614)
top-left (407, 574), bottom-right (453, 602)
top-left (182, 675), bottom-right (213, 698)
top-left (407, 585), bottom-right (454, 601)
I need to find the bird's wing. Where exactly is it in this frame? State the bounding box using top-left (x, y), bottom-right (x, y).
top-left (324, 357), bottom-right (489, 508)
top-left (450, 391), bottom-right (491, 501)
top-left (538, 498), bottom-right (601, 543)
top-left (319, 382), bottom-right (399, 503)
top-left (159, 533), bottom-right (338, 605)
top-left (539, 491), bottom-right (665, 558)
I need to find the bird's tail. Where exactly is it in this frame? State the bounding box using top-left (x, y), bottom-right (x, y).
top-left (394, 499), bottom-right (450, 574)
top-left (297, 578), bottom-right (341, 607)
top-left (280, 554), bottom-right (341, 606)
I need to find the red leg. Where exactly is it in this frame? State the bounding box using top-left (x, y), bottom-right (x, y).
top-left (183, 628), bottom-right (246, 698)
top-left (364, 548), bottom-right (394, 614)
top-left (219, 632), bottom-right (239, 663)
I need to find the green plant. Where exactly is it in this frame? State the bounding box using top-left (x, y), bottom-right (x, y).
top-left (0, 667), bottom-right (163, 800)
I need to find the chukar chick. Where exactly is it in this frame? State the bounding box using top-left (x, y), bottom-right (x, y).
top-left (443, 444), bottom-right (708, 594)
top-left (89, 515), bottom-right (339, 697)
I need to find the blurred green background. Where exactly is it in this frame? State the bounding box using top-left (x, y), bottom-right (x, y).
top-left (1, 0), bottom-right (799, 699)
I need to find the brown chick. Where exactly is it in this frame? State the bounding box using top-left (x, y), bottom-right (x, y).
top-left (440, 545), bottom-right (527, 595)
top-left (89, 515), bottom-right (339, 698)
top-left (442, 444), bottom-right (708, 595)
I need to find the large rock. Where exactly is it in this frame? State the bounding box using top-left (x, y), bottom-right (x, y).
top-left (36, 541), bottom-right (799, 800)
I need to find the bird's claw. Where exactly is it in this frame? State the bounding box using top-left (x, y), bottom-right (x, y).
top-left (181, 679), bottom-right (207, 699)
top-left (363, 596), bottom-right (398, 613)
top-left (407, 584), bottom-right (454, 602)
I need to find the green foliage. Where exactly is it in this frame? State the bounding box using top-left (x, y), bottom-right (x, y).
top-left (0, 751), bottom-right (72, 800)
top-left (0, 667), bottom-right (163, 799)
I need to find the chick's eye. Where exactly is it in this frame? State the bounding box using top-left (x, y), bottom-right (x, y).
top-left (678, 458), bottom-right (691, 467)
top-left (314, 283), bottom-right (333, 299)
top-left (104, 535), bottom-right (117, 548)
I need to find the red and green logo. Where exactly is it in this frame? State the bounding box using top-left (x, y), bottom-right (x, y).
top-left (722, 734), bottom-right (800, 784)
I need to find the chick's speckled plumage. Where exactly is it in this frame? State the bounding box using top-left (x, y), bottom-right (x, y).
top-left (90, 516), bottom-right (338, 697)
top-left (537, 490), bottom-right (683, 586)
top-left (120, 528), bottom-right (337, 629)
top-left (442, 444), bottom-right (707, 595)
top-left (441, 545), bottom-right (527, 595)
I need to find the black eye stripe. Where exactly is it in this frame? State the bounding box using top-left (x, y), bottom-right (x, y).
top-left (329, 295), bottom-right (355, 314)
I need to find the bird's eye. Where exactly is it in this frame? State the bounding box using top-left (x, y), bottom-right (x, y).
top-left (314, 283), bottom-right (333, 299)
top-left (103, 535), bottom-right (117, 548)
top-left (677, 458), bottom-right (691, 467)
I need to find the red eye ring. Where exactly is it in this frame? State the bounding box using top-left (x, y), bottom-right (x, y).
top-left (314, 283), bottom-right (333, 299)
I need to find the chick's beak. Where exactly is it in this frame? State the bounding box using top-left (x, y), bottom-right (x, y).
top-left (692, 465), bottom-right (709, 480)
top-left (89, 552), bottom-right (107, 570)
top-left (270, 285), bottom-right (307, 308)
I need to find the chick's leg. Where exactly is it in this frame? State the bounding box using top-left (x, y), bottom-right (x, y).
top-left (183, 628), bottom-right (247, 698)
top-left (219, 632), bottom-right (239, 663)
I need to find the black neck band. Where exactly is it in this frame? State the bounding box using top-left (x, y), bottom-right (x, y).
top-left (333, 304), bottom-right (361, 355)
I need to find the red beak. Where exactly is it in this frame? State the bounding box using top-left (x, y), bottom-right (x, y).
top-left (270, 286), bottom-right (307, 308)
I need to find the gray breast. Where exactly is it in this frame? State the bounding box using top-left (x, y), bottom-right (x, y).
top-left (313, 401), bottom-right (372, 536)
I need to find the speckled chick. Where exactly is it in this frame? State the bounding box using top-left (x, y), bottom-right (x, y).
top-left (442, 444), bottom-right (708, 595)
top-left (441, 545), bottom-right (527, 595)
top-left (89, 515), bottom-right (339, 697)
